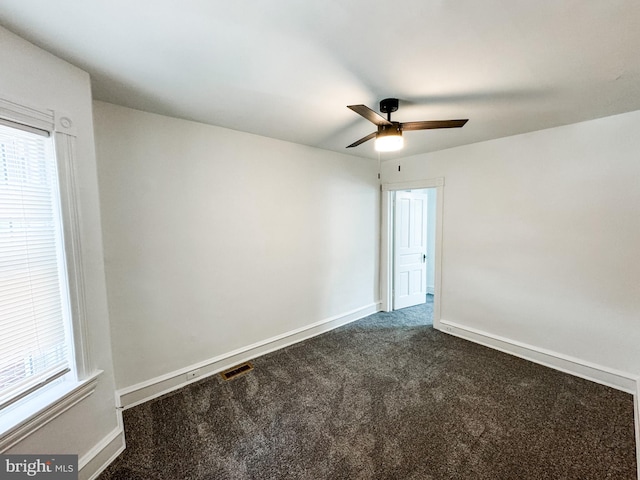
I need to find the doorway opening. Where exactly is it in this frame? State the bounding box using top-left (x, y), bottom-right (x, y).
top-left (380, 178), bottom-right (444, 329)
top-left (393, 188), bottom-right (434, 310)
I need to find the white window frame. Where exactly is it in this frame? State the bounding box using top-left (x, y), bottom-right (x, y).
top-left (0, 97), bottom-right (100, 452)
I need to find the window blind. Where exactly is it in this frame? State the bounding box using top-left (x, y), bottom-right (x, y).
top-left (0, 122), bottom-right (71, 411)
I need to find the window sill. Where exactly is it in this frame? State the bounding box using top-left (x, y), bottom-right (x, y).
top-left (0, 370), bottom-right (102, 452)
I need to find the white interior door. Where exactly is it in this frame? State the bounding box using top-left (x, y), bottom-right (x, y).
top-left (394, 190), bottom-right (428, 309)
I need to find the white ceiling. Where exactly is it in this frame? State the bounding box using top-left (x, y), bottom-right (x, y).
top-left (2, 1), bottom-right (640, 159)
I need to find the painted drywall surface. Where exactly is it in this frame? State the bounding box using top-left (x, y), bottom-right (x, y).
top-left (0, 27), bottom-right (119, 454)
top-left (382, 111), bottom-right (640, 375)
top-left (93, 102), bottom-right (380, 390)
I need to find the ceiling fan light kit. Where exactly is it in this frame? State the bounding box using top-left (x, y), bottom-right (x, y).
top-left (374, 124), bottom-right (404, 152)
top-left (346, 98), bottom-right (469, 152)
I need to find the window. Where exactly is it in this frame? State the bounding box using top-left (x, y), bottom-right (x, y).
top-left (0, 121), bottom-right (73, 410)
top-left (0, 99), bottom-right (98, 450)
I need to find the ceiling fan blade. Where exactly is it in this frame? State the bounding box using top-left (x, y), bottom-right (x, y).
top-left (400, 119), bottom-right (469, 131)
top-left (347, 105), bottom-right (392, 126)
top-left (346, 132), bottom-right (377, 148)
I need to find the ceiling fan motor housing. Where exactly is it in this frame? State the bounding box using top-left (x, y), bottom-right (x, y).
top-left (379, 98), bottom-right (399, 114)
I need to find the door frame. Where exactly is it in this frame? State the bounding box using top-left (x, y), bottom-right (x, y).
top-left (380, 177), bottom-right (444, 329)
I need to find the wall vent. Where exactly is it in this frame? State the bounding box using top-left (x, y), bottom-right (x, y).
top-left (220, 362), bottom-right (254, 381)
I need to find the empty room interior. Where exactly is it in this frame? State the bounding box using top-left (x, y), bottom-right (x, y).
top-left (0, 2), bottom-right (639, 479)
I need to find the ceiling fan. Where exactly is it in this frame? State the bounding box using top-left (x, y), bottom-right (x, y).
top-left (346, 98), bottom-right (468, 152)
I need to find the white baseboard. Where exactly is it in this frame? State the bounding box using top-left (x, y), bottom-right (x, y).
top-left (438, 319), bottom-right (637, 394)
top-left (79, 410), bottom-right (125, 480)
top-left (117, 302), bottom-right (381, 410)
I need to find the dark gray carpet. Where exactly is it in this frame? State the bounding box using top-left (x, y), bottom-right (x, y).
top-left (100, 297), bottom-right (637, 479)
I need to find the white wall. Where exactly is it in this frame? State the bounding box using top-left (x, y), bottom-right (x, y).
top-left (0, 26), bottom-right (120, 466)
top-left (382, 110), bottom-right (640, 376)
top-left (93, 102), bottom-right (380, 390)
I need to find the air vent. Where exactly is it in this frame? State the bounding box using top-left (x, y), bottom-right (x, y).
top-left (220, 362), bottom-right (253, 381)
